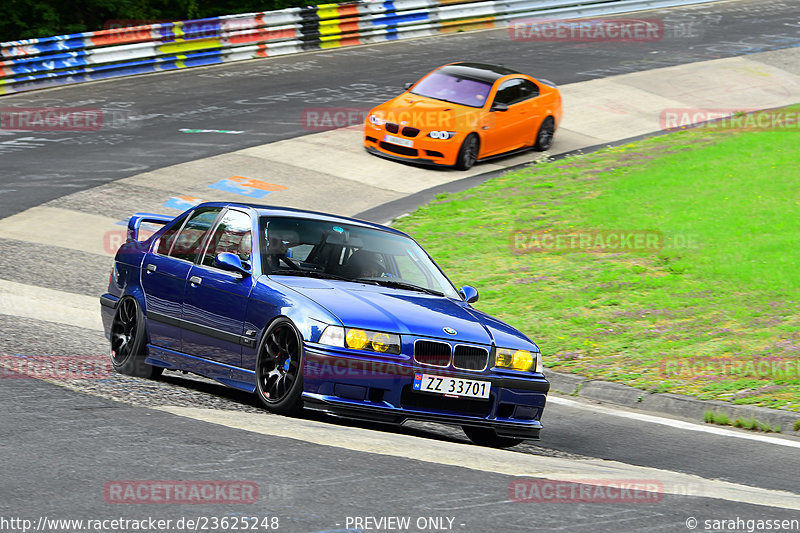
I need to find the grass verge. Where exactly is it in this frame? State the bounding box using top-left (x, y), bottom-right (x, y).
top-left (704, 410), bottom-right (780, 432)
top-left (393, 106), bottom-right (800, 411)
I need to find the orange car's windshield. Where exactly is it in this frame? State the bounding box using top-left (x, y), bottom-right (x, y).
top-left (410, 72), bottom-right (492, 108)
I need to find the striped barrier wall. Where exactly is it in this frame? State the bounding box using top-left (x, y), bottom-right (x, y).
top-left (0, 0), bottom-right (723, 95)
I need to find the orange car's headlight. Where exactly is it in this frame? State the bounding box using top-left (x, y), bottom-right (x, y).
top-left (368, 114), bottom-right (385, 126)
top-left (427, 131), bottom-right (456, 140)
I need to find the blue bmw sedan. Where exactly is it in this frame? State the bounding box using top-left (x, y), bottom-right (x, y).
top-left (100, 202), bottom-right (549, 447)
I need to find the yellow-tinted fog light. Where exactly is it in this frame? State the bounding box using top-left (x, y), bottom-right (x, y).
top-left (512, 350), bottom-right (533, 371)
top-left (346, 329), bottom-right (368, 350)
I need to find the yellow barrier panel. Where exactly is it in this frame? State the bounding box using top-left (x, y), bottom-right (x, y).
top-left (440, 16), bottom-right (497, 32)
top-left (317, 4), bottom-right (341, 20)
top-left (319, 37), bottom-right (343, 48)
top-left (319, 21), bottom-right (342, 36)
top-left (159, 38), bottom-right (221, 54)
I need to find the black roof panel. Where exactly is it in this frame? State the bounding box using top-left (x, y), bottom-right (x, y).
top-left (439, 63), bottom-right (522, 83)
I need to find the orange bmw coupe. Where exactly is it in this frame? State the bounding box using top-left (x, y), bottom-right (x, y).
top-left (364, 62), bottom-right (562, 170)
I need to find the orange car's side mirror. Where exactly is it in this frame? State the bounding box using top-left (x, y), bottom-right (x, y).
top-left (491, 102), bottom-right (509, 112)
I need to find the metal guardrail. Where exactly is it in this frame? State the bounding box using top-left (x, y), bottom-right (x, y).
top-left (0, 0), bottom-right (721, 95)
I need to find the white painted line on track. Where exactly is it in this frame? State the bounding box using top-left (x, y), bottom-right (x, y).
top-left (157, 406), bottom-right (800, 511)
top-left (548, 396), bottom-right (800, 449)
top-left (0, 279), bottom-right (103, 331)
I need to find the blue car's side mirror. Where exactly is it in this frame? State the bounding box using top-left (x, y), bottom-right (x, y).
top-left (459, 285), bottom-right (479, 303)
top-left (214, 252), bottom-right (251, 276)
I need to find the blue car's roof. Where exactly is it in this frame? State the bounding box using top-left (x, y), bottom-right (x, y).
top-left (190, 201), bottom-right (409, 237)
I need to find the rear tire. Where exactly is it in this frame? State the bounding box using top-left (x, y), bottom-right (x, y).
top-left (255, 318), bottom-right (304, 416)
top-left (454, 133), bottom-right (479, 170)
top-left (462, 426), bottom-right (523, 448)
top-left (110, 297), bottom-right (162, 379)
top-left (533, 117), bottom-right (555, 151)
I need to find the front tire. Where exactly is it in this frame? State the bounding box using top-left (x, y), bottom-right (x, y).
top-left (454, 133), bottom-right (479, 170)
top-left (462, 426), bottom-right (523, 448)
top-left (533, 116), bottom-right (555, 151)
top-left (110, 297), bottom-right (162, 379)
top-left (255, 318), bottom-right (304, 415)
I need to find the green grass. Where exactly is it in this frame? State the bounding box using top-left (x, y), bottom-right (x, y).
top-left (393, 105), bottom-right (800, 410)
top-left (704, 410), bottom-right (780, 432)
top-left (794, 420), bottom-right (800, 432)
top-left (704, 410), bottom-right (730, 426)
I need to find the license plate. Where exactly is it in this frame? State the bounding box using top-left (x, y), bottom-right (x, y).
top-left (413, 373), bottom-right (491, 399)
top-left (383, 134), bottom-right (414, 148)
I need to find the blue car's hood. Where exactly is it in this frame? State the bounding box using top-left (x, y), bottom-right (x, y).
top-left (271, 276), bottom-right (537, 350)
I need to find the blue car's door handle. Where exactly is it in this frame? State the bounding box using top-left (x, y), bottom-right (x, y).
top-left (146, 263), bottom-right (156, 273)
top-left (189, 276), bottom-right (202, 286)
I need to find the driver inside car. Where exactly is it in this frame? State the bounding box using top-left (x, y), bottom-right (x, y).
top-left (264, 235), bottom-right (289, 271)
top-left (346, 249), bottom-right (384, 279)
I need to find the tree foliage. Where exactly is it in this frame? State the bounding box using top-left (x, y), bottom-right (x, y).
top-left (1, 0), bottom-right (321, 43)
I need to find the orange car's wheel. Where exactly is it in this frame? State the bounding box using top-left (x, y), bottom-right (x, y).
top-left (534, 117), bottom-right (555, 151)
top-left (454, 133), bottom-right (479, 171)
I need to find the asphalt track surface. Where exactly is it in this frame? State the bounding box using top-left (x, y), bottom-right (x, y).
top-left (2, 0), bottom-right (800, 219)
top-left (2, 1), bottom-right (800, 532)
top-left (4, 378), bottom-right (799, 533)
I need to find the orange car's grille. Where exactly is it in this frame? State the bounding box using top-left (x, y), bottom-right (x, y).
top-left (401, 127), bottom-right (420, 138)
top-left (385, 122), bottom-right (399, 134)
top-left (379, 142), bottom-right (418, 157)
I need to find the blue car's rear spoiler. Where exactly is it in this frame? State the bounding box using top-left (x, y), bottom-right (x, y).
top-left (127, 213), bottom-right (174, 242)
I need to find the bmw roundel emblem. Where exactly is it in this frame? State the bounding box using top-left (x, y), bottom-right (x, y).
top-left (443, 327), bottom-right (457, 335)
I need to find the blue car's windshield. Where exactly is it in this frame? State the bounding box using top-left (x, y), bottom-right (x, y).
top-left (410, 71), bottom-right (493, 108)
top-left (260, 217), bottom-right (460, 299)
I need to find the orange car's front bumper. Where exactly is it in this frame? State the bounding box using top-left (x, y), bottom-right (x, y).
top-left (364, 122), bottom-right (464, 167)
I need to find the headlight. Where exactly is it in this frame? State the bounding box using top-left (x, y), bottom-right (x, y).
top-left (427, 131), bottom-right (456, 140)
top-left (495, 348), bottom-right (541, 372)
top-left (319, 325), bottom-right (401, 355)
top-left (318, 325), bottom-right (345, 347)
top-left (368, 114), bottom-right (385, 126)
top-left (347, 328), bottom-right (401, 354)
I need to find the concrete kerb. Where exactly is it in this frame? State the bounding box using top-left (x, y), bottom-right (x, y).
top-left (547, 369), bottom-right (800, 435)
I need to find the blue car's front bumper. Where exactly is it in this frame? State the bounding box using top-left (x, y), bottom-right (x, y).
top-left (301, 343), bottom-right (549, 439)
